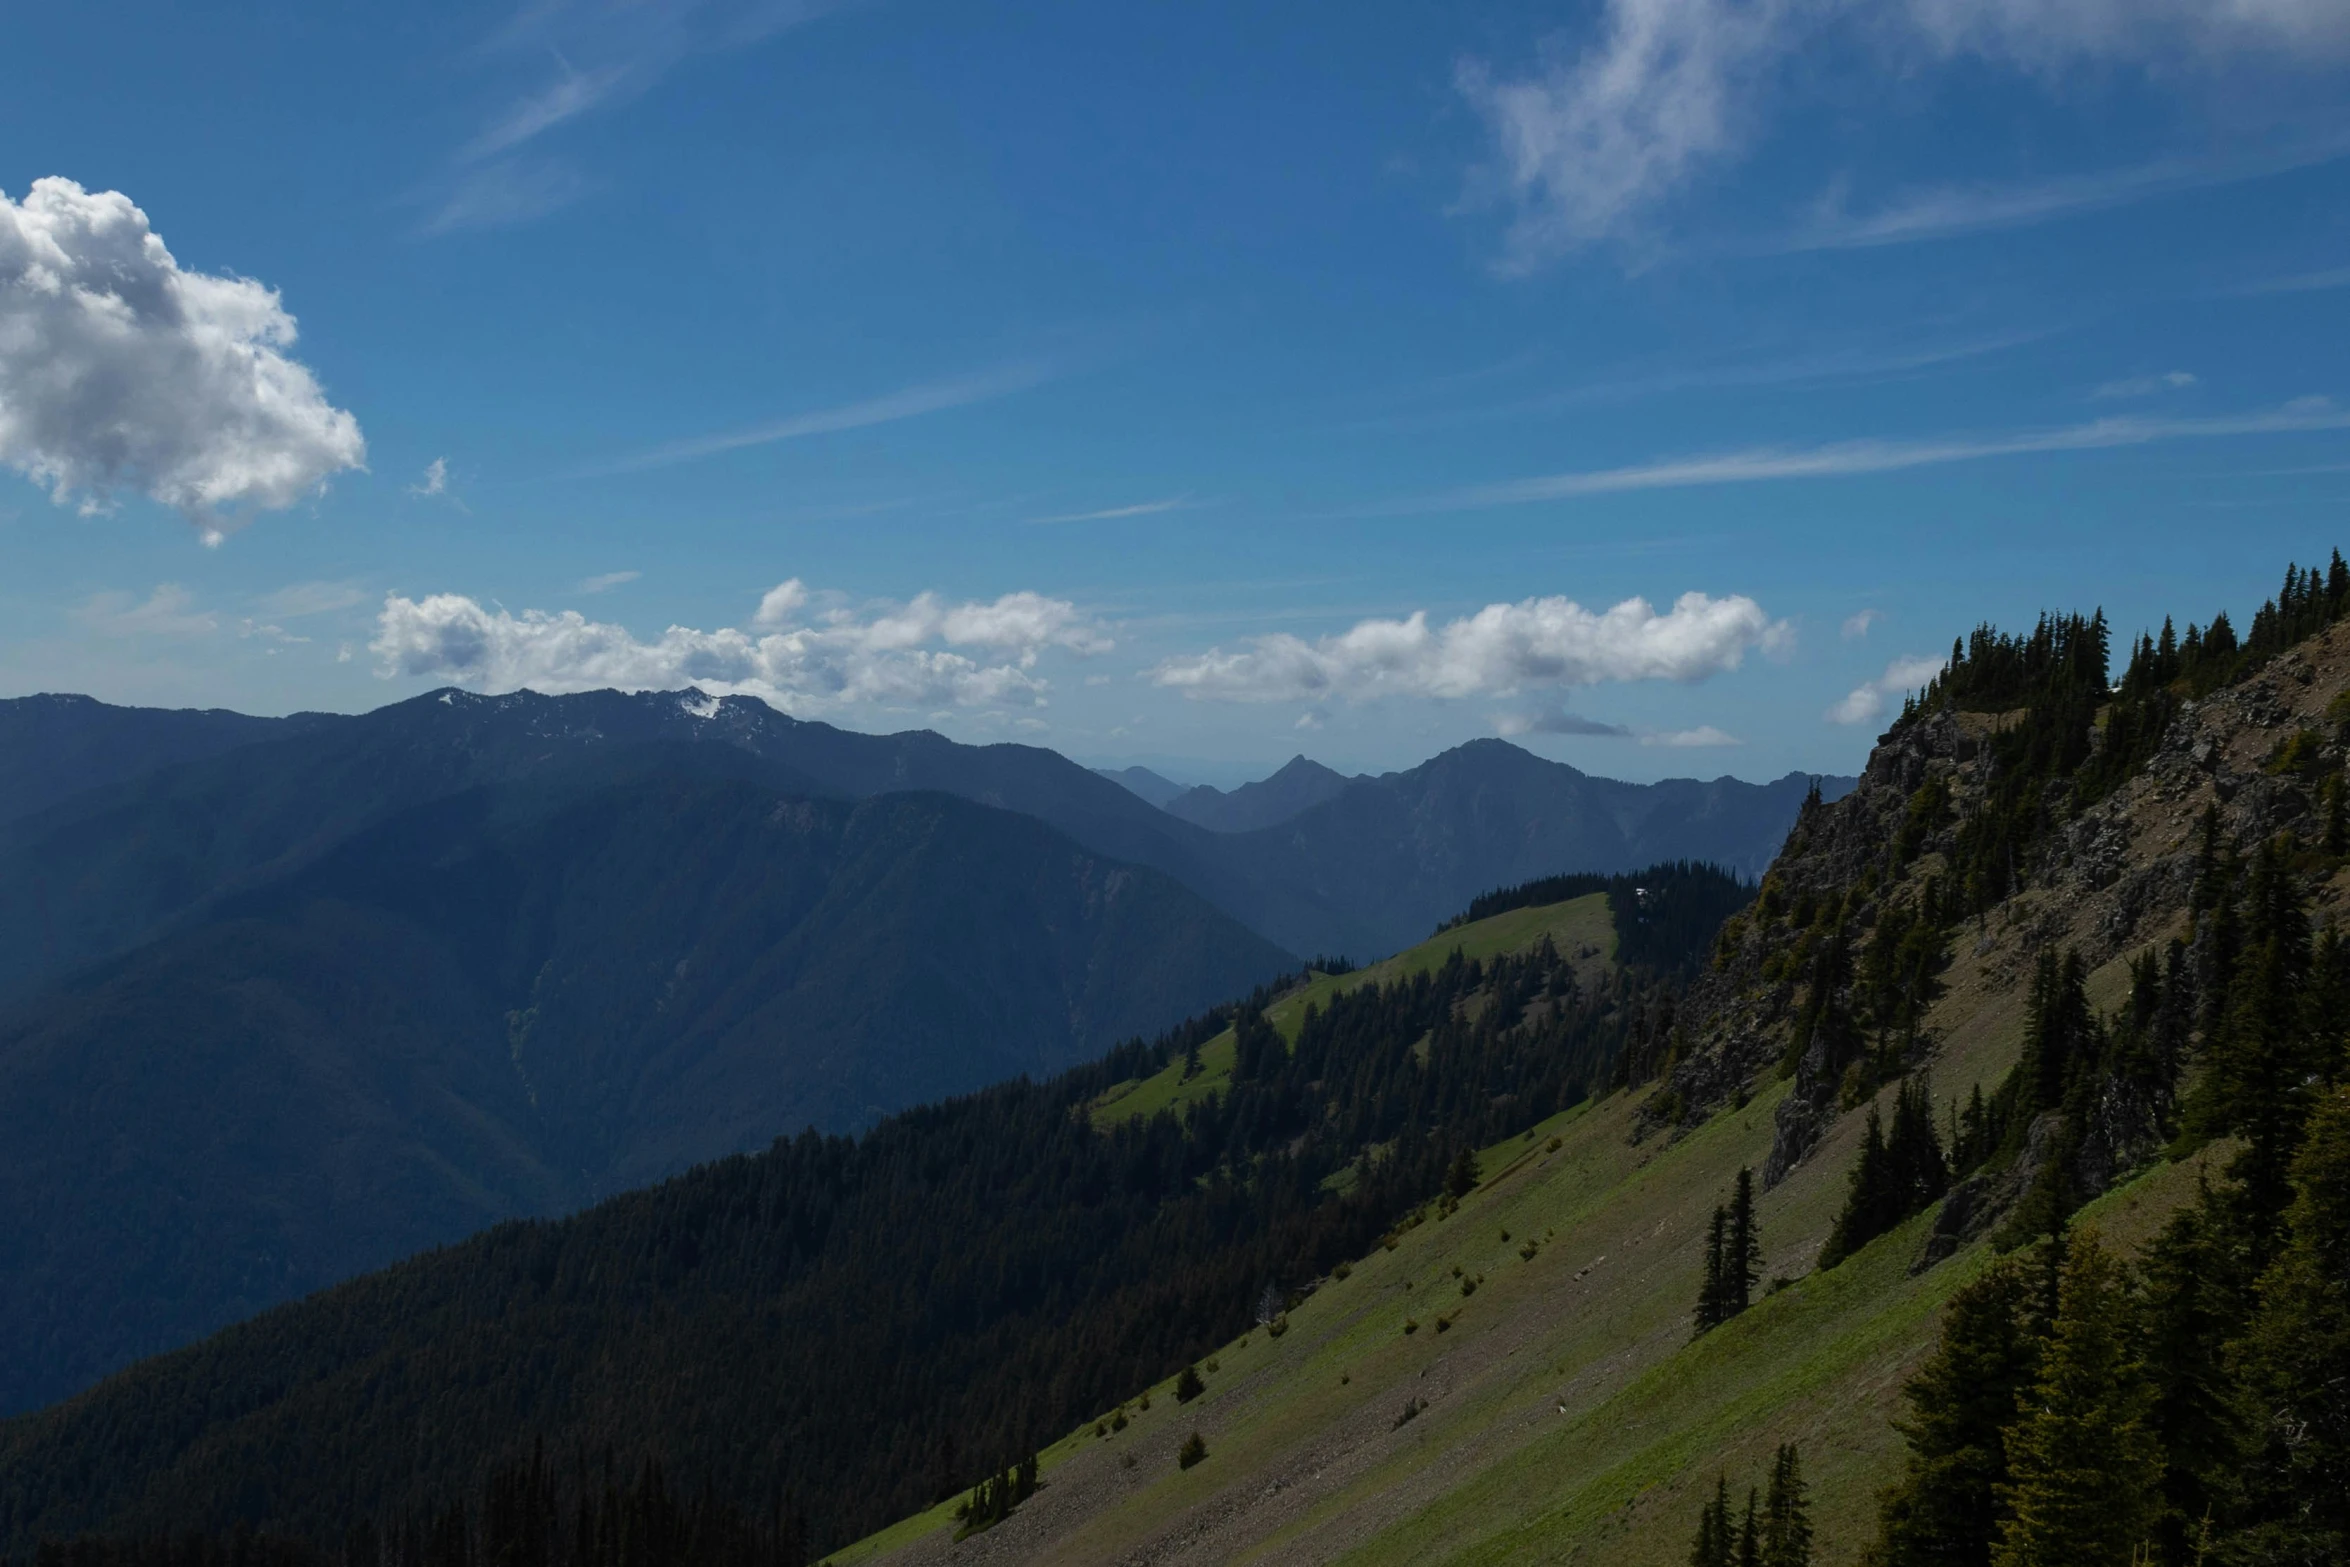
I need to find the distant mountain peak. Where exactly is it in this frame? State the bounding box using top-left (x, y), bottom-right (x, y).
top-left (1164, 753), bottom-right (1358, 834)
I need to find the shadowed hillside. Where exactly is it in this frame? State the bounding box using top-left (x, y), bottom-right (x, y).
top-left (0, 877), bottom-right (1731, 1555)
top-left (0, 761), bottom-right (1290, 1416)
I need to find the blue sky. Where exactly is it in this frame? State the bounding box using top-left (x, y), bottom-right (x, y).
top-left (2, 0), bottom-right (2347, 785)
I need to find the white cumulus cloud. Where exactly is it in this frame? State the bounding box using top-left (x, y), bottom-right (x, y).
top-left (372, 581), bottom-right (1111, 714)
top-left (0, 179), bottom-right (365, 536)
top-left (1151, 591), bottom-right (1785, 704)
top-left (1828, 652), bottom-right (1945, 724)
top-left (1841, 608), bottom-right (1883, 639)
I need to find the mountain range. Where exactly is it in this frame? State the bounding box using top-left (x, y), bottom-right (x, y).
top-left (5, 563), bottom-right (2339, 1565)
top-left (0, 688), bottom-right (1833, 1417)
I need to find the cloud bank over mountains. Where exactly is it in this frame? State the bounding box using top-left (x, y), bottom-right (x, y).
top-left (373, 582), bottom-right (1112, 713)
top-left (0, 179), bottom-right (364, 537)
top-left (1151, 592), bottom-right (1787, 704)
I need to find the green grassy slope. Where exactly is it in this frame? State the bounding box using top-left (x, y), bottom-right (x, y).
top-left (837, 928), bottom-right (2208, 1567)
top-left (1089, 893), bottom-right (1615, 1131)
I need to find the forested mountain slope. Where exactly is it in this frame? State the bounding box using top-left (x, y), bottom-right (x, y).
top-left (809, 561), bottom-right (2350, 1566)
top-left (0, 694), bottom-right (339, 826)
top-left (0, 871), bottom-right (1741, 1558)
top-left (8, 560), bottom-right (2346, 1567)
top-left (0, 758), bottom-right (1289, 1416)
top-left (1216, 741), bottom-right (1838, 958)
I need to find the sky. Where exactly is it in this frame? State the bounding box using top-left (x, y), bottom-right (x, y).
top-left (2, 0), bottom-right (2347, 787)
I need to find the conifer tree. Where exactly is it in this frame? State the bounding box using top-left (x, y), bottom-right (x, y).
top-left (1689, 1476), bottom-right (1732, 1567)
top-left (1695, 1205), bottom-right (1728, 1336)
top-left (1992, 1236), bottom-right (2161, 1567)
top-left (1725, 1168), bottom-right (1761, 1317)
top-left (1736, 1489), bottom-right (1762, 1567)
top-left (1761, 1444), bottom-right (1811, 1567)
top-left (1820, 1107), bottom-right (1890, 1270)
top-left (1445, 1145), bottom-right (1482, 1201)
top-left (2226, 1086), bottom-right (2350, 1561)
top-left (2136, 1185), bottom-right (2249, 1567)
top-left (2215, 840), bottom-right (2319, 1226)
top-left (1874, 1255), bottom-right (2046, 1567)
top-left (1821, 1082), bottom-right (1948, 1270)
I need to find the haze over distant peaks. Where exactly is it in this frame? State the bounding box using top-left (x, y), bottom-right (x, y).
top-left (1165, 755), bottom-right (1358, 833)
top-left (1092, 764), bottom-right (1187, 810)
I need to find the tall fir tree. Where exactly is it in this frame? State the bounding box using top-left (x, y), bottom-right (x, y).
top-left (1695, 1206), bottom-right (1728, 1337)
top-left (1991, 1236), bottom-right (2161, 1567)
top-left (1873, 1254), bottom-right (2048, 1567)
top-left (2136, 1182), bottom-right (2252, 1566)
top-left (1761, 1444), bottom-right (1812, 1567)
top-left (2225, 1085), bottom-right (2350, 1561)
top-left (1689, 1476), bottom-right (1733, 1567)
top-left (1726, 1167), bottom-right (1761, 1317)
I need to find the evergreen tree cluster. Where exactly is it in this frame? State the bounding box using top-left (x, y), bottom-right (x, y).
top-left (2117, 552), bottom-right (2350, 703)
top-left (1959, 826), bottom-right (2350, 1250)
top-left (1869, 843), bottom-right (2349, 1567)
top-left (1744, 866), bottom-right (1952, 1112)
top-left (1870, 1080), bottom-right (2350, 1567)
top-left (1694, 1168), bottom-right (1761, 1334)
top-left (1687, 1444), bottom-right (1812, 1567)
top-left (950, 1454), bottom-right (1037, 1540)
top-left (1817, 1081), bottom-right (1948, 1270)
top-left (1880, 554), bottom-right (2350, 917)
top-left (0, 884), bottom-right (1727, 1561)
top-left (1442, 862), bottom-right (1756, 981)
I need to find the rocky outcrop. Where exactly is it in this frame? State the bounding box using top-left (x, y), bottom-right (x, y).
top-left (1656, 619), bottom-right (2350, 1226)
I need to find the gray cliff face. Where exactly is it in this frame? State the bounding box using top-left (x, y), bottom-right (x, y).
top-left (1653, 629), bottom-right (2349, 1221)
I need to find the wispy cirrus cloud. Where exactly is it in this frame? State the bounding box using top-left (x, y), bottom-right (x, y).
top-left (1786, 138), bottom-right (2350, 253)
top-left (422, 0), bottom-right (850, 236)
top-left (1457, 0), bottom-right (2350, 267)
top-left (73, 584), bottom-right (217, 638)
top-left (420, 158), bottom-right (596, 236)
top-left (1398, 399), bottom-right (2350, 513)
top-left (1026, 496), bottom-right (1197, 526)
top-left (1349, 329), bottom-right (2054, 436)
top-left (460, 63), bottom-right (637, 164)
top-left (2230, 264), bottom-right (2350, 297)
top-left (584, 363), bottom-right (1055, 475)
top-left (2092, 370), bottom-right (2196, 400)
top-left (252, 580), bottom-right (366, 619)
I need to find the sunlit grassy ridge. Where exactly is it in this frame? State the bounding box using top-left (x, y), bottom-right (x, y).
top-left (839, 927), bottom-right (2208, 1567)
top-left (1088, 893), bottom-right (1615, 1131)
